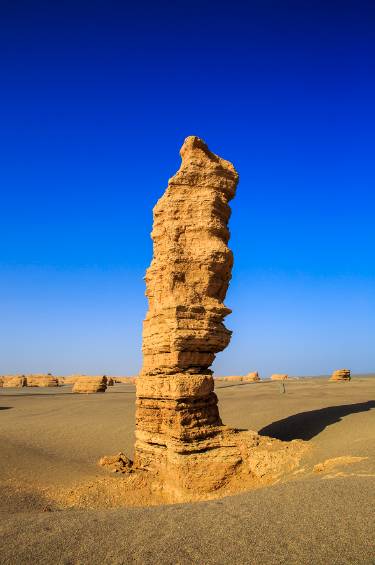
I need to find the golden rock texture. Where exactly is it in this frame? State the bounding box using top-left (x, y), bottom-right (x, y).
top-left (134, 137), bottom-right (238, 479)
top-left (330, 369), bottom-right (351, 381)
top-left (141, 135), bottom-right (238, 377)
top-left (72, 376), bottom-right (107, 393)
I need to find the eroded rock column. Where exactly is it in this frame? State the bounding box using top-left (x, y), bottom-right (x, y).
top-left (134, 136), bottom-right (240, 493)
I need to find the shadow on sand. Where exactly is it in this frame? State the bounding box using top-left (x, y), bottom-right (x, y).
top-left (258, 400), bottom-right (375, 441)
top-left (0, 406), bottom-right (12, 410)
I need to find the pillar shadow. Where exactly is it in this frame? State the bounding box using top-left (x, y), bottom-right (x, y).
top-left (258, 400), bottom-right (375, 441)
top-left (0, 406), bottom-right (12, 410)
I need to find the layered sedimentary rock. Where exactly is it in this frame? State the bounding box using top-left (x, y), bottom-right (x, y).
top-left (330, 369), bottom-right (351, 381)
top-left (72, 376), bottom-right (107, 393)
top-left (26, 374), bottom-right (59, 387)
top-left (134, 137), bottom-right (238, 482)
top-left (271, 373), bottom-right (288, 381)
top-left (141, 136), bottom-right (237, 377)
top-left (3, 376), bottom-right (26, 388)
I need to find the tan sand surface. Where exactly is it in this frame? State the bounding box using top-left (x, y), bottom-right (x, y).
top-left (0, 377), bottom-right (374, 564)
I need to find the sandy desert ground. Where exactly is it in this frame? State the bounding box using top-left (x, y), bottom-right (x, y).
top-left (0, 377), bottom-right (374, 565)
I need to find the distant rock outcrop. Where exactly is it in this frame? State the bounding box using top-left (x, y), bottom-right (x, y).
top-left (215, 372), bottom-right (260, 383)
top-left (26, 375), bottom-right (59, 387)
top-left (64, 375), bottom-right (81, 384)
top-left (2, 376), bottom-right (27, 388)
top-left (72, 376), bottom-right (107, 393)
top-left (271, 373), bottom-right (288, 381)
top-left (114, 376), bottom-right (137, 384)
top-left (330, 369), bottom-right (351, 381)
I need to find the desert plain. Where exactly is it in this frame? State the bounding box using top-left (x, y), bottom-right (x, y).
top-left (0, 376), bottom-right (374, 565)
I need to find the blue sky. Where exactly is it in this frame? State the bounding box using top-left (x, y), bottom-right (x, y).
top-left (0, 0), bottom-right (374, 376)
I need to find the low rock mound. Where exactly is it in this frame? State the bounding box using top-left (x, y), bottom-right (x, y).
top-left (330, 369), bottom-right (351, 381)
top-left (72, 376), bottom-right (107, 393)
top-left (2, 376), bottom-right (27, 388)
top-left (245, 371), bottom-right (260, 381)
top-left (26, 375), bottom-right (59, 387)
top-left (271, 374), bottom-right (288, 381)
top-left (113, 376), bottom-right (137, 384)
top-left (216, 372), bottom-right (260, 383)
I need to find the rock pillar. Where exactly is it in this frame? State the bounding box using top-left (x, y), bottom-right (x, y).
top-left (134, 136), bottom-right (240, 494)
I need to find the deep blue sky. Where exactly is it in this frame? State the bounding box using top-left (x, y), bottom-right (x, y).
top-left (0, 0), bottom-right (374, 376)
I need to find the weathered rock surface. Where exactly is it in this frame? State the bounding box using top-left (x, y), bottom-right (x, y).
top-left (141, 136), bottom-right (238, 377)
top-left (72, 376), bottom-right (107, 393)
top-left (99, 452), bottom-right (133, 473)
top-left (2, 376), bottom-right (27, 388)
top-left (26, 374), bottom-right (59, 387)
top-left (330, 369), bottom-right (351, 381)
top-left (271, 373), bottom-right (288, 381)
top-left (134, 137), bottom-right (238, 486)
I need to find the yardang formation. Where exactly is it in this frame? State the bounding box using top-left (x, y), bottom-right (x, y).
top-left (101, 136), bottom-right (306, 502)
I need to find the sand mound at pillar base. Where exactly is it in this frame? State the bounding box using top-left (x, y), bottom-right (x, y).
top-left (51, 429), bottom-right (307, 509)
